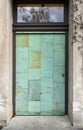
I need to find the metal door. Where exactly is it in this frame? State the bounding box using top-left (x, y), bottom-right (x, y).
top-left (15, 32), bottom-right (66, 115)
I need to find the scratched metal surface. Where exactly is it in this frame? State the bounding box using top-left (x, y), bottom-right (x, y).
top-left (16, 33), bottom-right (65, 115)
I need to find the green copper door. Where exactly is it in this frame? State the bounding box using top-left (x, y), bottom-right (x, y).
top-left (15, 32), bottom-right (66, 115)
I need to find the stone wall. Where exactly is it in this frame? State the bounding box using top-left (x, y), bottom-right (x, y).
top-left (72, 0), bottom-right (83, 127)
top-left (68, 0), bottom-right (83, 127)
top-left (0, 0), bottom-right (83, 127)
top-left (0, 0), bottom-right (13, 125)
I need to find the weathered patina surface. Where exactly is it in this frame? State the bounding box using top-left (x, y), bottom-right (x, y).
top-left (16, 33), bottom-right (65, 115)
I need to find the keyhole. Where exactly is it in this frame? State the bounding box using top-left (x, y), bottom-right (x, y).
top-left (62, 73), bottom-right (64, 77)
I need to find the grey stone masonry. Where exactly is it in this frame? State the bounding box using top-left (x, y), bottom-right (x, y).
top-left (0, 0), bottom-right (83, 127)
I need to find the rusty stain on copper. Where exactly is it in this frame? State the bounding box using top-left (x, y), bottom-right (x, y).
top-left (16, 89), bottom-right (24, 93)
top-left (29, 51), bottom-right (41, 68)
top-left (16, 35), bottom-right (29, 47)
